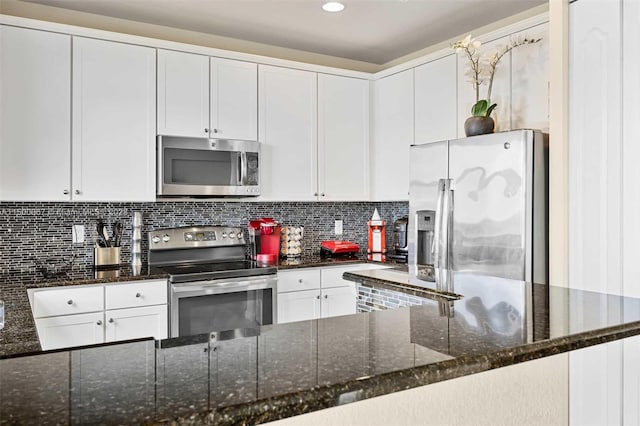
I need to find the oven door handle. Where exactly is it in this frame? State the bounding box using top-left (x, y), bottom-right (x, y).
top-left (171, 277), bottom-right (275, 296)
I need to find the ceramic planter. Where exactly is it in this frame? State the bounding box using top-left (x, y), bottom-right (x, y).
top-left (464, 116), bottom-right (495, 137)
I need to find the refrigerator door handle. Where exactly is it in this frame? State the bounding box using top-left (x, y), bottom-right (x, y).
top-left (434, 178), bottom-right (453, 270)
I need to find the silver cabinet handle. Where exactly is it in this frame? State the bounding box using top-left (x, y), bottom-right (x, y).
top-left (298, 279), bottom-right (303, 283)
top-left (108, 318), bottom-right (114, 323)
top-left (135, 293), bottom-right (141, 298)
top-left (213, 128), bottom-right (218, 134)
top-left (63, 190), bottom-right (70, 195)
top-left (324, 294), bottom-right (328, 299)
top-left (74, 190), bottom-right (81, 195)
top-left (316, 295), bottom-right (320, 299)
top-left (67, 300), bottom-right (73, 305)
top-left (321, 193), bottom-right (325, 197)
top-left (96, 320), bottom-right (103, 326)
top-left (314, 193), bottom-right (318, 196)
top-left (204, 128), bottom-right (209, 133)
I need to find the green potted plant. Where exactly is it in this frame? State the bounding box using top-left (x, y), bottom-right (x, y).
top-left (452, 34), bottom-right (541, 137)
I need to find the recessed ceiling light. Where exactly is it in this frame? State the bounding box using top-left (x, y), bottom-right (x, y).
top-left (322, 2), bottom-right (345, 12)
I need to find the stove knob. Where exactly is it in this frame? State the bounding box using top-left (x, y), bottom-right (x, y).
top-left (237, 232), bottom-right (243, 239)
top-left (222, 232), bottom-right (227, 239)
top-left (152, 236), bottom-right (161, 244)
top-left (162, 234), bottom-right (170, 243)
top-left (229, 233), bottom-right (236, 239)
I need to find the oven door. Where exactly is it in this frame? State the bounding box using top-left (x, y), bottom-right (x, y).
top-left (158, 136), bottom-right (260, 197)
top-left (170, 274), bottom-right (276, 337)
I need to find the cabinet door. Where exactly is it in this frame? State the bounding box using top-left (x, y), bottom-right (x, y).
top-left (258, 65), bottom-right (317, 200)
top-left (157, 49), bottom-right (209, 137)
top-left (156, 342), bottom-right (209, 419)
top-left (371, 69), bottom-right (413, 201)
top-left (317, 74), bottom-right (369, 201)
top-left (35, 312), bottom-right (104, 350)
top-left (320, 285), bottom-right (356, 319)
top-left (511, 23), bottom-right (550, 132)
top-left (414, 54), bottom-right (457, 144)
top-left (276, 289), bottom-right (321, 324)
top-left (210, 57), bottom-right (257, 140)
top-left (72, 37), bottom-right (156, 202)
top-left (71, 340), bottom-right (155, 425)
top-left (210, 336), bottom-right (258, 407)
top-left (0, 351), bottom-right (70, 424)
top-left (258, 321), bottom-right (317, 399)
top-left (105, 305), bottom-right (168, 342)
top-left (0, 26), bottom-right (71, 201)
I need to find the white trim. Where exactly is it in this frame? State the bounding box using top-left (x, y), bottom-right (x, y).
top-left (0, 14), bottom-right (372, 79)
top-left (2, 11), bottom-right (548, 82)
top-left (373, 12), bottom-right (549, 80)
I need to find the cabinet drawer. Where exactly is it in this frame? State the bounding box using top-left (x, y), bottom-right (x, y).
top-left (277, 269), bottom-right (321, 293)
top-left (321, 264), bottom-right (368, 289)
top-left (105, 280), bottom-right (167, 310)
top-left (33, 286), bottom-right (104, 318)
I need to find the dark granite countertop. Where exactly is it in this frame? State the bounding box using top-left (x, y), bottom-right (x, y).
top-left (0, 255), bottom-right (395, 357)
top-left (3, 268), bottom-right (640, 425)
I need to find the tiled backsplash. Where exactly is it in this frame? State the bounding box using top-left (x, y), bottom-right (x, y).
top-left (0, 201), bottom-right (408, 276)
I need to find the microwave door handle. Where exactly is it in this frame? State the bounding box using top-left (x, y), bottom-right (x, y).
top-left (239, 152), bottom-right (247, 185)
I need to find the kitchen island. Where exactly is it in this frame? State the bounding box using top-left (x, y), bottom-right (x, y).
top-left (2, 267), bottom-right (640, 424)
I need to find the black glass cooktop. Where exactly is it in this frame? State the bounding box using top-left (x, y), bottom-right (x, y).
top-left (150, 261), bottom-right (277, 283)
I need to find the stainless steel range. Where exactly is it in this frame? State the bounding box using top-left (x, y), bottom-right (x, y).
top-left (148, 226), bottom-right (277, 338)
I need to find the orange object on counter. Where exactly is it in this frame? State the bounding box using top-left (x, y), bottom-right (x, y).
top-left (367, 219), bottom-right (386, 253)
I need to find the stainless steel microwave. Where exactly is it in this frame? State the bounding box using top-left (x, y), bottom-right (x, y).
top-left (157, 136), bottom-right (260, 197)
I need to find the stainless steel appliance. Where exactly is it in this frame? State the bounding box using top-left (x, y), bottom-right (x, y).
top-left (387, 216), bottom-right (409, 263)
top-left (157, 136), bottom-right (260, 197)
top-left (148, 226), bottom-right (276, 337)
top-left (408, 129), bottom-right (548, 284)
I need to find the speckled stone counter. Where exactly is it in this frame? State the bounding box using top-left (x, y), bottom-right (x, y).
top-left (0, 255), bottom-right (392, 357)
top-left (3, 268), bottom-right (640, 425)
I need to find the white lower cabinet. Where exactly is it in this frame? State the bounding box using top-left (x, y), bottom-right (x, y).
top-left (277, 264), bottom-right (388, 324)
top-left (105, 305), bottom-right (168, 342)
top-left (35, 312), bottom-right (104, 350)
top-left (320, 286), bottom-right (357, 318)
top-left (30, 279), bottom-right (168, 350)
top-left (277, 289), bottom-right (321, 324)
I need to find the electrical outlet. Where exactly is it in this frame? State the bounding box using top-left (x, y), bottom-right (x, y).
top-left (334, 220), bottom-right (343, 235)
top-left (72, 224), bottom-right (85, 244)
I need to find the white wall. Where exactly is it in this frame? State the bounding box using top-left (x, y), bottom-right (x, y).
top-left (266, 352), bottom-right (569, 426)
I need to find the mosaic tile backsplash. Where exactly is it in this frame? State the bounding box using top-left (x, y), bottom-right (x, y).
top-left (0, 201), bottom-right (408, 277)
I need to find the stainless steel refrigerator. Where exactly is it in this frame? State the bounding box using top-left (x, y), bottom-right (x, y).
top-left (408, 129), bottom-right (548, 285)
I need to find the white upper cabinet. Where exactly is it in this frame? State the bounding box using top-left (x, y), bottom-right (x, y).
top-left (258, 65), bottom-right (317, 201)
top-left (414, 54), bottom-right (457, 144)
top-left (371, 69), bottom-right (413, 201)
top-left (210, 57), bottom-right (257, 141)
top-left (72, 37), bottom-right (156, 202)
top-left (0, 26), bottom-right (71, 201)
top-left (317, 74), bottom-right (370, 201)
top-left (157, 50), bottom-right (209, 137)
top-left (511, 23), bottom-right (549, 132)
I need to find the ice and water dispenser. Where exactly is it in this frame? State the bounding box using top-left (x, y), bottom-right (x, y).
top-left (416, 210), bottom-right (436, 281)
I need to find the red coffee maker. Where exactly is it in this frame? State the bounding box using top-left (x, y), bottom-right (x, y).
top-left (248, 218), bottom-right (281, 264)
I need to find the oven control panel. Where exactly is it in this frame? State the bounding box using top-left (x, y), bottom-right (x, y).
top-left (149, 226), bottom-right (246, 250)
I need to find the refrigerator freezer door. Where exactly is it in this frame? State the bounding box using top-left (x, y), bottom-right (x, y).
top-left (448, 130), bottom-right (531, 281)
top-left (408, 140), bottom-right (448, 274)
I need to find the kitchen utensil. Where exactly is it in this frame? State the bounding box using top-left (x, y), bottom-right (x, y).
top-left (112, 221), bottom-right (123, 247)
top-left (96, 220), bottom-right (110, 247)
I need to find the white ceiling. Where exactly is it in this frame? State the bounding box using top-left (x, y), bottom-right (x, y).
top-left (23, 0), bottom-right (546, 65)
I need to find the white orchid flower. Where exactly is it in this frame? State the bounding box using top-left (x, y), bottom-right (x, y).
top-left (461, 34), bottom-right (472, 48)
top-left (472, 40), bottom-right (482, 50)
